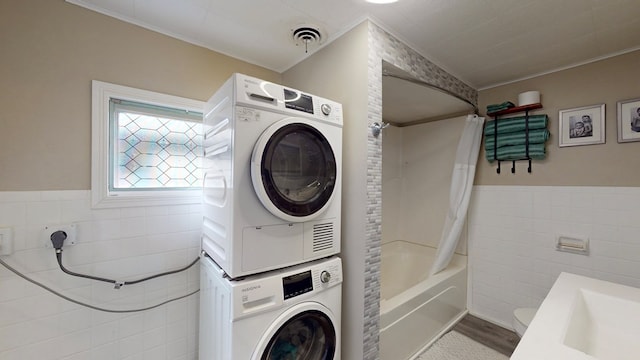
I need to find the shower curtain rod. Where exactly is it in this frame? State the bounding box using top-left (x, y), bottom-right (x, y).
top-left (382, 71), bottom-right (479, 115)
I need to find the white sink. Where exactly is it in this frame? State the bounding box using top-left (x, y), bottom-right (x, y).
top-left (511, 272), bottom-right (640, 360)
top-left (563, 288), bottom-right (640, 358)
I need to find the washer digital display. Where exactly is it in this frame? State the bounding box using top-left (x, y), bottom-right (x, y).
top-left (283, 270), bottom-right (313, 299)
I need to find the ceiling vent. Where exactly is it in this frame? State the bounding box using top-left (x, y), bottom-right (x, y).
top-left (291, 24), bottom-right (325, 53)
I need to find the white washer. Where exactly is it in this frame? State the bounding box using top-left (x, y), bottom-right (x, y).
top-left (202, 73), bottom-right (343, 278)
top-left (199, 254), bottom-right (342, 360)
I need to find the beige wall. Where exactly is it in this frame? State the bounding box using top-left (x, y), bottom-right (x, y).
top-left (0, 0), bottom-right (279, 191)
top-left (283, 21), bottom-right (370, 360)
top-left (476, 50), bottom-right (640, 186)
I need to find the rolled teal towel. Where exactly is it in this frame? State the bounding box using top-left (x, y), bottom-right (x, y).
top-left (485, 143), bottom-right (546, 162)
top-left (486, 101), bottom-right (515, 113)
top-left (484, 129), bottom-right (550, 150)
top-left (484, 115), bottom-right (548, 135)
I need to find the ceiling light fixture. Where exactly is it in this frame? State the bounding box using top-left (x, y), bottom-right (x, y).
top-left (366, 0), bottom-right (399, 4)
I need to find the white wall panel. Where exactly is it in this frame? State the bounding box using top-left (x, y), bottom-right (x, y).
top-left (468, 185), bottom-right (640, 329)
top-left (0, 191), bottom-right (201, 360)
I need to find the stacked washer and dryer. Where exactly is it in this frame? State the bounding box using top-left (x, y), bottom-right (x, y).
top-left (199, 73), bottom-right (343, 360)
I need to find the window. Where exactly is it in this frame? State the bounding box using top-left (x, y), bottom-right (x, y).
top-left (92, 80), bottom-right (205, 208)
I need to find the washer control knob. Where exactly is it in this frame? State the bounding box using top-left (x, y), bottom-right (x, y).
top-left (321, 103), bottom-right (332, 116)
top-left (320, 270), bottom-right (331, 283)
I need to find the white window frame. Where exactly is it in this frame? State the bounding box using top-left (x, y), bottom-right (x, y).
top-left (92, 80), bottom-right (205, 208)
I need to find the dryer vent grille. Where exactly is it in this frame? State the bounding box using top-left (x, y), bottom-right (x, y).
top-left (291, 25), bottom-right (324, 53)
top-left (312, 222), bottom-right (334, 252)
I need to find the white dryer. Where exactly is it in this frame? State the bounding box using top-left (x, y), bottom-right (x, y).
top-left (202, 73), bottom-right (342, 278)
top-left (199, 254), bottom-right (342, 360)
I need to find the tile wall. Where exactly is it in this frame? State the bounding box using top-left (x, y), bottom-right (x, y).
top-left (364, 21), bottom-right (478, 359)
top-left (381, 117), bottom-right (468, 251)
top-left (0, 190), bottom-right (201, 360)
top-left (468, 185), bottom-right (640, 329)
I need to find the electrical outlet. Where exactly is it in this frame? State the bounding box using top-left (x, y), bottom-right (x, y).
top-left (0, 227), bottom-right (13, 255)
top-left (44, 224), bottom-right (77, 248)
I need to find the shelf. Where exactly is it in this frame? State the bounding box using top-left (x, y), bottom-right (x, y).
top-left (487, 103), bottom-right (542, 117)
top-left (489, 103), bottom-right (544, 174)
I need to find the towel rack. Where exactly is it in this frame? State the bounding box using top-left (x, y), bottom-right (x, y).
top-left (487, 103), bottom-right (543, 174)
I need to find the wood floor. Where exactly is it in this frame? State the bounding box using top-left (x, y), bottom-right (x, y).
top-left (452, 314), bottom-right (520, 357)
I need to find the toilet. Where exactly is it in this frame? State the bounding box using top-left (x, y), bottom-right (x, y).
top-left (513, 308), bottom-right (537, 337)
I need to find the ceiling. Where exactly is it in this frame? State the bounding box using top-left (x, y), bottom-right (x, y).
top-left (67, 0), bottom-right (640, 90)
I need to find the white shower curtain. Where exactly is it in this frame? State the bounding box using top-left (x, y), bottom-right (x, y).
top-left (430, 114), bottom-right (485, 276)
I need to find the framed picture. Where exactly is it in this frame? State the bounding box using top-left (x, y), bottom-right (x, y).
top-left (558, 104), bottom-right (605, 147)
top-left (617, 98), bottom-right (640, 143)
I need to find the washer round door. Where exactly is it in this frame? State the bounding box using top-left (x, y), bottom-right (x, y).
top-left (251, 118), bottom-right (338, 222)
top-left (253, 303), bottom-right (337, 360)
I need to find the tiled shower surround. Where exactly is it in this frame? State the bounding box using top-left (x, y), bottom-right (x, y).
top-left (0, 190), bottom-right (201, 359)
top-left (364, 22), bottom-right (477, 359)
top-left (468, 185), bottom-right (640, 329)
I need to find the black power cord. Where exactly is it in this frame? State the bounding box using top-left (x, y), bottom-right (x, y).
top-left (50, 230), bottom-right (199, 289)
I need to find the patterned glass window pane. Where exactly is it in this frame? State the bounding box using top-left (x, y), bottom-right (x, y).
top-left (110, 99), bottom-right (203, 190)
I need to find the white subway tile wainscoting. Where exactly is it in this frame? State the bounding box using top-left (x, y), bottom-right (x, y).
top-left (468, 185), bottom-right (640, 329)
top-left (6, 185), bottom-right (640, 358)
top-left (0, 191), bottom-right (201, 360)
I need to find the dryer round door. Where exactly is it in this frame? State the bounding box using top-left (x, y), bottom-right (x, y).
top-left (251, 118), bottom-right (337, 222)
top-left (252, 302), bottom-right (337, 360)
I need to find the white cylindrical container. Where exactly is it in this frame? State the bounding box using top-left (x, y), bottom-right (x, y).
top-left (518, 91), bottom-right (540, 106)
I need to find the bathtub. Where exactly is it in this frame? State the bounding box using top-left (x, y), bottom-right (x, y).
top-left (379, 240), bottom-right (467, 360)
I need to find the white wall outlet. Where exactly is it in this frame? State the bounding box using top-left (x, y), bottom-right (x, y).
top-left (44, 223), bottom-right (77, 248)
top-left (0, 227), bottom-right (13, 255)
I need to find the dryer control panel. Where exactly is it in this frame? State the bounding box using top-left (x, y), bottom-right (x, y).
top-left (234, 73), bottom-right (343, 127)
top-left (284, 88), bottom-right (313, 114)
